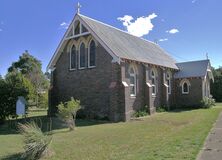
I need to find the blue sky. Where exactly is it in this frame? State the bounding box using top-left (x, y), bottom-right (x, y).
top-left (0, 0), bottom-right (222, 76)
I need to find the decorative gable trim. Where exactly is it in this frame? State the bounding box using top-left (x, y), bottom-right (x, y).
top-left (205, 62), bottom-right (214, 82)
top-left (47, 13), bottom-right (120, 70)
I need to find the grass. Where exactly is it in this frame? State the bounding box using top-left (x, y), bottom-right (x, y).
top-left (0, 104), bottom-right (222, 160)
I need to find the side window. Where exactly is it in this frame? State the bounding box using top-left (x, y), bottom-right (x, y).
top-left (182, 81), bottom-right (189, 94)
top-left (129, 67), bottom-right (136, 97)
top-left (166, 72), bottom-right (171, 94)
top-left (88, 40), bottom-right (96, 67)
top-left (70, 45), bottom-right (77, 70)
top-left (151, 69), bottom-right (156, 96)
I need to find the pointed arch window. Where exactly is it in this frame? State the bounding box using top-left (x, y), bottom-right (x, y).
top-left (70, 45), bottom-right (77, 70)
top-left (129, 67), bottom-right (136, 97)
top-left (182, 82), bottom-right (189, 94)
top-left (151, 70), bottom-right (157, 96)
top-left (79, 43), bottom-right (86, 69)
top-left (88, 40), bottom-right (96, 67)
top-left (166, 72), bottom-right (171, 94)
top-left (74, 22), bottom-right (80, 35)
top-left (82, 24), bottom-right (88, 33)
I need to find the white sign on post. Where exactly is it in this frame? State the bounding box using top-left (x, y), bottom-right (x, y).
top-left (16, 96), bottom-right (26, 115)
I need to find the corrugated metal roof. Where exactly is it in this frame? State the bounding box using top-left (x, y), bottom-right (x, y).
top-left (78, 14), bottom-right (178, 69)
top-left (175, 60), bottom-right (209, 78)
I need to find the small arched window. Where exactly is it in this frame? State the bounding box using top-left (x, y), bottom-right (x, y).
top-left (70, 45), bottom-right (77, 70)
top-left (129, 67), bottom-right (136, 97)
top-left (79, 43), bottom-right (86, 69)
top-left (74, 22), bottom-right (80, 35)
top-left (166, 72), bottom-right (171, 94)
top-left (88, 40), bottom-right (96, 67)
top-left (151, 69), bottom-right (156, 96)
top-left (182, 82), bottom-right (189, 94)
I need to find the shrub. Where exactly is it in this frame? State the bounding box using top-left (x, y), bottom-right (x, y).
top-left (18, 121), bottom-right (52, 160)
top-left (200, 97), bottom-right (216, 108)
top-left (156, 106), bottom-right (167, 112)
top-left (57, 97), bottom-right (81, 131)
top-left (38, 91), bottom-right (48, 109)
top-left (133, 105), bottom-right (148, 118)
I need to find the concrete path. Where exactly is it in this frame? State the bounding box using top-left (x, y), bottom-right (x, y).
top-left (197, 112), bottom-right (222, 160)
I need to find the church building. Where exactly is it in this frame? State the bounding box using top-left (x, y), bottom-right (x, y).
top-left (47, 9), bottom-right (214, 121)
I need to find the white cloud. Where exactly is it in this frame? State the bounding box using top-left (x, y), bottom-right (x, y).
top-left (117, 13), bottom-right (158, 37)
top-left (166, 28), bottom-right (179, 34)
top-left (159, 38), bottom-right (168, 42)
top-left (60, 22), bottom-right (69, 29)
top-left (192, 0), bottom-right (197, 3)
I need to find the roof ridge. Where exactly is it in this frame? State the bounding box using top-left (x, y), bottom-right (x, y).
top-left (176, 59), bottom-right (209, 64)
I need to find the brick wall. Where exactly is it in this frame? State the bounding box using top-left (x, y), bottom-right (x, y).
top-left (174, 78), bottom-right (203, 107)
top-left (49, 38), bottom-right (119, 120)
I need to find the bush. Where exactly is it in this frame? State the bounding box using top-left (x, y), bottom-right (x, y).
top-left (38, 91), bottom-right (48, 109)
top-left (200, 97), bottom-right (216, 108)
top-left (18, 121), bottom-right (52, 160)
top-left (133, 105), bottom-right (148, 118)
top-left (57, 97), bottom-right (81, 131)
top-left (156, 106), bottom-right (167, 112)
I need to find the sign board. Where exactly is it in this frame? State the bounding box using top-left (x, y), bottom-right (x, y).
top-left (16, 97), bottom-right (26, 115)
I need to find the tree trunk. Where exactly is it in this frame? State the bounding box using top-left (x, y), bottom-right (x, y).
top-left (68, 118), bottom-right (75, 131)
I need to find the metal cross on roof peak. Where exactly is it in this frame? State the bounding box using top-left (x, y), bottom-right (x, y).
top-left (76, 2), bottom-right (81, 14)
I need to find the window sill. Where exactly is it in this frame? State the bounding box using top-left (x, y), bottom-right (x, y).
top-left (69, 68), bottom-right (76, 71)
top-left (182, 92), bottom-right (189, 95)
top-left (79, 67), bottom-right (86, 70)
top-left (130, 95), bottom-right (136, 98)
top-left (88, 66), bottom-right (96, 69)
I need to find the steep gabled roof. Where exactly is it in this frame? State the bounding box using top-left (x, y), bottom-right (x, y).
top-left (47, 13), bottom-right (178, 70)
top-left (175, 59), bottom-right (212, 79)
top-left (78, 14), bottom-right (178, 69)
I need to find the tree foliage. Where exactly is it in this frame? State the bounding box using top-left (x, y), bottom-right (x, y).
top-left (0, 51), bottom-right (50, 123)
top-left (211, 67), bottom-right (222, 102)
top-left (57, 98), bottom-right (81, 131)
top-left (38, 91), bottom-right (48, 109)
top-left (8, 51), bottom-right (49, 107)
top-left (0, 76), bottom-right (9, 122)
top-left (0, 72), bottom-right (35, 122)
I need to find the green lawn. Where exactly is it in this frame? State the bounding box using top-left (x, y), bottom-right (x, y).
top-left (1, 104), bottom-right (222, 160)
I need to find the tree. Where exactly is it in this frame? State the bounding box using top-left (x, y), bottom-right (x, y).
top-left (211, 67), bottom-right (222, 102)
top-left (0, 76), bottom-right (10, 123)
top-left (0, 71), bottom-right (35, 123)
top-left (57, 98), bottom-right (81, 131)
top-left (8, 51), bottom-right (49, 107)
top-left (8, 51), bottom-right (41, 75)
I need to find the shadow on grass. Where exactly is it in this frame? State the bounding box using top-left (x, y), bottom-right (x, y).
top-left (165, 105), bottom-right (206, 113)
top-left (0, 115), bottom-right (108, 135)
top-left (1, 153), bottom-right (23, 160)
